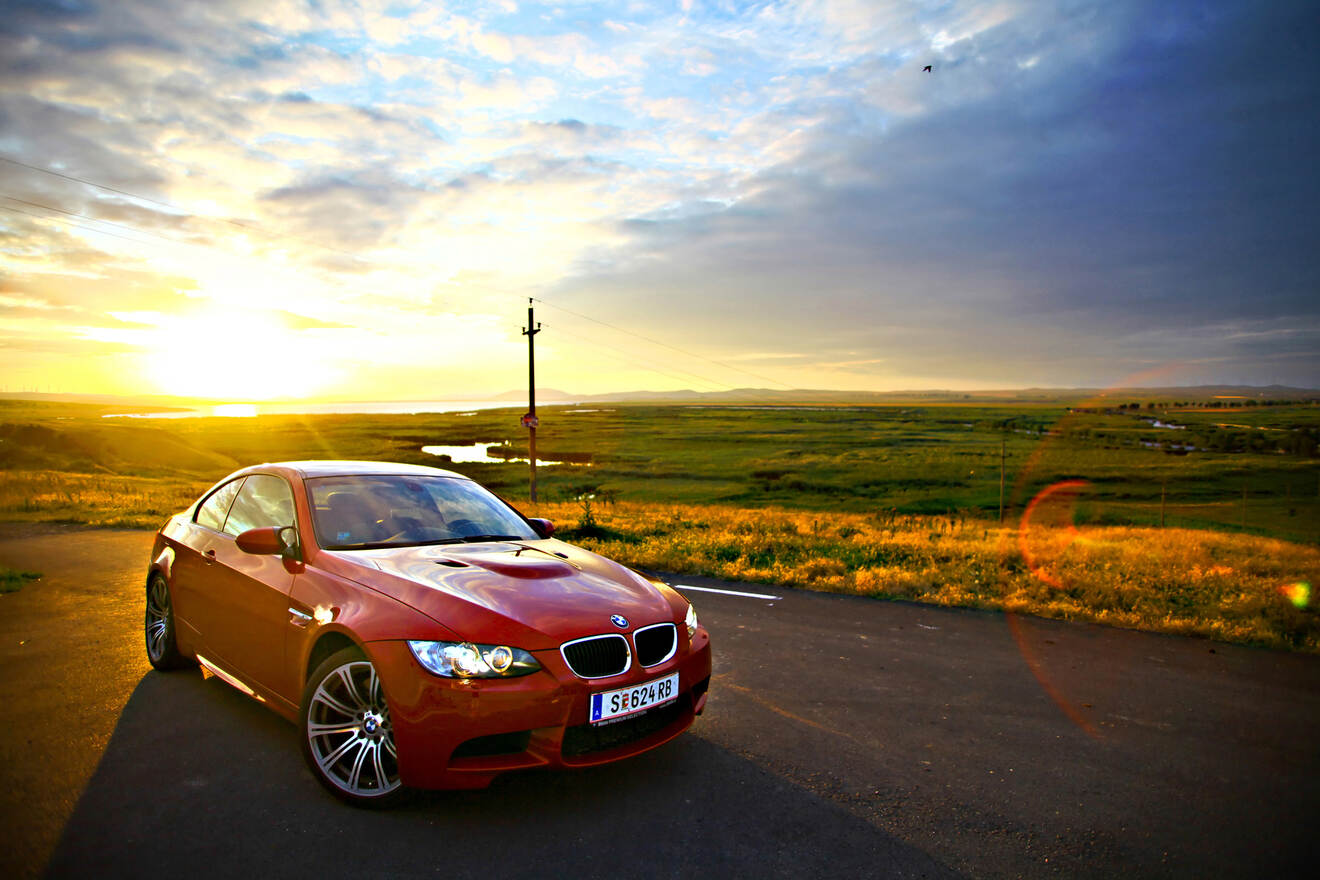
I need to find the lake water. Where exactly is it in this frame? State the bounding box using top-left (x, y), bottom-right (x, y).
top-left (1142, 418), bottom-right (1186, 430)
top-left (421, 443), bottom-right (582, 466)
top-left (100, 400), bottom-right (591, 466)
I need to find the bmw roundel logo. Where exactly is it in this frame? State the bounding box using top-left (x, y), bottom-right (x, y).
top-left (610, 614), bottom-right (629, 629)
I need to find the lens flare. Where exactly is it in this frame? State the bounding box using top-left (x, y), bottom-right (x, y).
top-left (997, 368), bottom-right (1191, 742)
top-left (1283, 582), bottom-right (1310, 609)
top-left (1018, 480), bottom-right (1090, 589)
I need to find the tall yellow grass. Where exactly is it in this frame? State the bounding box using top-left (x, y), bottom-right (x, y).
top-left (0, 470), bottom-right (207, 529)
top-left (532, 500), bottom-right (1320, 652)
top-left (1, 471), bottom-right (1314, 651)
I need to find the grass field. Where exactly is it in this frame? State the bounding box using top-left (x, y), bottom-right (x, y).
top-left (1, 394), bottom-right (1316, 648)
top-left (538, 500), bottom-right (1319, 651)
top-left (0, 566), bottom-right (40, 594)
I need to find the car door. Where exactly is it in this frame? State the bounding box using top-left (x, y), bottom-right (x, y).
top-left (170, 476), bottom-right (246, 654)
top-left (195, 474), bottom-right (300, 700)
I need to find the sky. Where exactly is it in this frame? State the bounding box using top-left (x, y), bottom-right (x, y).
top-left (1, 0), bottom-right (1316, 401)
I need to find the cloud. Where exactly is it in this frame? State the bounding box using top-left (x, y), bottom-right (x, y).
top-left (274, 310), bottom-right (353, 331)
top-left (0, 0), bottom-right (1315, 395)
top-left (543, 0), bottom-right (1319, 388)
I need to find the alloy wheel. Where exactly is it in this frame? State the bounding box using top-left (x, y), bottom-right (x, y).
top-left (145, 577), bottom-right (171, 663)
top-left (305, 659), bottom-right (401, 799)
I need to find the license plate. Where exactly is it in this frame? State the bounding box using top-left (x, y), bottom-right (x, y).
top-left (589, 672), bottom-right (680, 726)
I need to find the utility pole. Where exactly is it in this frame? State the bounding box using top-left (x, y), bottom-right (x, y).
top-left (522, 300), bottom-right (542, 503)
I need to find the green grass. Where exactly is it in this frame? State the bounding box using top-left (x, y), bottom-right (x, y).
top-left (1, 394), bottom-right (1317, 649)
top-left (1, 566), bottom-right (40, 594)
top-left (0, 470), bottom-right (208, 529)
top-left (1, 397), bottom-right (1316, 542)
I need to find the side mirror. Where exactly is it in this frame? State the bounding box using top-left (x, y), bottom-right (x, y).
top-left (527, 518), bottom-right (555, 538)
top-left (236, 526), bottom-right (299, 559)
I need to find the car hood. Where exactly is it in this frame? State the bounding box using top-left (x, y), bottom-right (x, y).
top-left (340, 540), bottom-right (674, 648)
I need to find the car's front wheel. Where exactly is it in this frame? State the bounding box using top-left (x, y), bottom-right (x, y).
top-left (145, 573), bottom-right (191, 670)
top-left (300, 646), bottom-right (406, 807)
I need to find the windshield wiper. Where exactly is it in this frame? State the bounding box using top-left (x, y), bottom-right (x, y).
top-left (326, 535), bottom-right (524, 550)
top-left (325, 541), bottom-right (408, 551)
top-left (328, 537), bottom-right (466, 550)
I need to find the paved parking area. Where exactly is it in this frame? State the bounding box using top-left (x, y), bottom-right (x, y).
top-left (2, 527), bottom-right (1317, 878)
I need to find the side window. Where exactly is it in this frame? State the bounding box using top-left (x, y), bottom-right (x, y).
top-left (195, 478), bottom-right (245, 532)
top-left (222, 474), bottom-right (296, 536)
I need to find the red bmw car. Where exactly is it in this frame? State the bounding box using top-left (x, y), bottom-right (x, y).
top-left (145, 460), bottom-right (712, 806)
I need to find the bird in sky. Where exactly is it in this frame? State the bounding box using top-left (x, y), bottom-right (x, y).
top-left (922, 65), bottom-right (933, 72)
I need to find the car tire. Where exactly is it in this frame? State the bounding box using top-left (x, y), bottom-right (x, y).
top-left (300, 646), bottom-right (408, 807)
top-left (145, 573), bottom-right (192, 670)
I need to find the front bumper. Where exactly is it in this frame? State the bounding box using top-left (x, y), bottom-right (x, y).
top-left (371, 626), bottom-right (712, 790)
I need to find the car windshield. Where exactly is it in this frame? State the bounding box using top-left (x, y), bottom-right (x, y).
top-left (307, 474), bottom-right (539, 550)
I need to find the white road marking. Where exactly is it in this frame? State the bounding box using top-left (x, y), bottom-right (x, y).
top-left (672, 584), bottom-right (781, 601)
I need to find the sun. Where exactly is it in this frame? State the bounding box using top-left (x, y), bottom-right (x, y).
top-left (144, 309), bottom-right (333, 400)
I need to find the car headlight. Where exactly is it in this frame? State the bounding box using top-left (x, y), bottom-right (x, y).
top-left (685, 602), bottom-right (699, 639)
top-left (408, 640), bottom-right (541, 679)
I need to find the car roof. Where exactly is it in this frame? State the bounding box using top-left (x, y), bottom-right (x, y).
top-left (261, 460), bottom-right (469, 480)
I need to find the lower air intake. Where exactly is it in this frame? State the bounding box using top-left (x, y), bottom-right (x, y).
top-left (562, 698), bottom-right (685, 758)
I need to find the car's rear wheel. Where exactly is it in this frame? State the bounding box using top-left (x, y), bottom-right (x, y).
top-left (300, 646), bottom-right (406, 807)
top-left (145, 573), bottom-right (191, 670)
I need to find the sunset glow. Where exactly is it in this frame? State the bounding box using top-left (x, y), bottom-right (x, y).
top-left (141, 310), bottom-right (334, 401)
top-left (1, 1), bottom-right (1315, 400)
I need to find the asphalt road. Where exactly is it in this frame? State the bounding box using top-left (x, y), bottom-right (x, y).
top-left (1, 527), bottom-right (1317, 878)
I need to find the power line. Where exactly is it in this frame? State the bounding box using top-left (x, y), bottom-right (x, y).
top-left (0, 154), bottom-right (364, 262)
top-left (0, 155), bottom-right (179, 210)
top-left (2, 194), bottom-right (199, 249)
top-left (532, 297), bottom-right (794, 390)
top-left (542, 321), bottom-right (735, 392)
top-left (402, 276), bottom-right (791, 392)
top-left (0, 203), bottom-right (163, 247)
top-left (546, 321), bottom-right (731, 390)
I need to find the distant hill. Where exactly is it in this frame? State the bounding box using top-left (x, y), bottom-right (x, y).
top-left (549, 385), bottom-right (1320, 406)
top-left (0, 392), bottom-right (199, 409)
top-left (490, 388), bottom-right (575, 402)
top-left (0, 421), bottom-right (238, 475)
top-left (3, 384), bottom-right (1316, 413)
